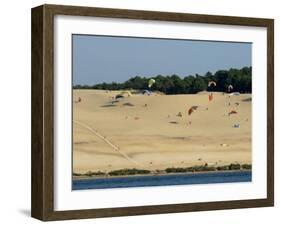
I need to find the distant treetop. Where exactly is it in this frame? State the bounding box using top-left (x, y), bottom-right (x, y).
top-left (73, 66), bottom-right (252, 94)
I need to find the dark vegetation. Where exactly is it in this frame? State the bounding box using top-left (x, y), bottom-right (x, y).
top-left (108, 168), bottom-right (151, 176)
top-left (166, 163), bottom-right (251, 173)
top-left (73, 163), bottom-right (252, 177)
top-left (73, 67), bottom-right (252, 95)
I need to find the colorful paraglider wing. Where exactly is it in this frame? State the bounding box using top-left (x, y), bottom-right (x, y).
top-left (121, 91), bottom-right (132, 97)
top-left (148, 79), bottom-right (155, 88)
top-left (228, 110), bottom-right (238, 115)
top-left (115, 94), bottom-right (124, 100)
top-left (142, 90), bottom-right (151, 95)
top-left (208, 81), bottom-right (216, 87)
top-left (227, 85), bottom-right (233, 92)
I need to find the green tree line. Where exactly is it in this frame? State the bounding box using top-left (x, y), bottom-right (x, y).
top-left (73, 66), bottom-right (252, 94)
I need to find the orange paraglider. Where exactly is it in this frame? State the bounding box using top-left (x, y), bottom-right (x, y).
top-left (188, 108), bottom-right (194, 115)
top-left (188, 106), bottom-right (198, 115)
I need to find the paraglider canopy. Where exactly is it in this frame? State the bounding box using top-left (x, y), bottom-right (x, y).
top-left (229, 92), bottom-right (240, 96)
top-left (208, 81), bottom-right (216, 87)
top-left (148, 79), bottom-right (156, 88)
top-left (227, 85), bottom-right (233, 92)
top-left (187, 106), bottom-right (198, 115)
top-left (115, 94), bottom-right (124, 100)
top-left (228, 110), bottom-right (238, 115)
top-left (120, 91), bottom-right (132, 97)
top-left (142, 90), bottom-right (152, 95)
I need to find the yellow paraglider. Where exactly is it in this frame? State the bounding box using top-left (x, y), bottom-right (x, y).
top-left (148, 79), bottom-right (156, 88)
top-left (120, 91), bottom-right (132, 97)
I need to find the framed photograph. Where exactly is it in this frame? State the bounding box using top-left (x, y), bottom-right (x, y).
top-left (31, 4), bottom-right (274, 221)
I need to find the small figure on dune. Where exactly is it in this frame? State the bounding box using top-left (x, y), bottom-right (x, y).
top-left (208, 93), bottom-right (213, 101)
top-left (233, 123), bottom-right (240, 128)
top-left (208, 81), bottom-right (216, 101)
top-left (144, 104), bottom-right (148, 107)
top-left (75, 97), bottom-right (82, 103)
top-left (177, 112), bottom-right (183, 117)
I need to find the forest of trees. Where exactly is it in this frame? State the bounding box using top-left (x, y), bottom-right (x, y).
top-left (73, 66), bottom-right (252, 95)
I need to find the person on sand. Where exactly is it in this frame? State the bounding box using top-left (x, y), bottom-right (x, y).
top-left (75, 97), bottom-right (81, 103)
top-left (208, 81), bottom-right (216, 101)
top-left (208, 93), bottom-right (213, 101)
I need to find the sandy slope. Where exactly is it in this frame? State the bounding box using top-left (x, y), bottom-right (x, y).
top-left (73, 89), bottom-right (251, 173)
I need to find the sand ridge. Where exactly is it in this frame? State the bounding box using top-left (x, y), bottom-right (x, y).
top-left (73, 90), bottom-right (251, 173)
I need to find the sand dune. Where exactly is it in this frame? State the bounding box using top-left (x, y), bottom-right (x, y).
top-left (73, 89), bottom-right (251, 173)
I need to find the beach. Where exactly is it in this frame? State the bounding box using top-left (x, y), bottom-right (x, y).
top-left (73, 89), bottom-right (252, 174)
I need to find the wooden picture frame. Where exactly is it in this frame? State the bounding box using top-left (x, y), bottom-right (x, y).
top-left (31, 4), bottom-right (274, 221)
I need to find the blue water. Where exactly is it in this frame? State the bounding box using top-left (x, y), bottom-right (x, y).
top-left (72, 171), bottom-right (252, 190)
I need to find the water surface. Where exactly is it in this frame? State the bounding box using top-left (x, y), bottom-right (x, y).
top-left (72, 171), bottom-right (252, 190)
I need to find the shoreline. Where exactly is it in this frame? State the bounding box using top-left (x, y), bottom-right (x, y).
top-left (73, 168), bottom-right (252, 181)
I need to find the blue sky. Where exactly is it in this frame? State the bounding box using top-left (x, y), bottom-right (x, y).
top-left (72, 35), bottom-right (251, 85)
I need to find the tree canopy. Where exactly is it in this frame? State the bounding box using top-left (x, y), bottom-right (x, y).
top-left (74, 66), bottom-right (252, 94)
